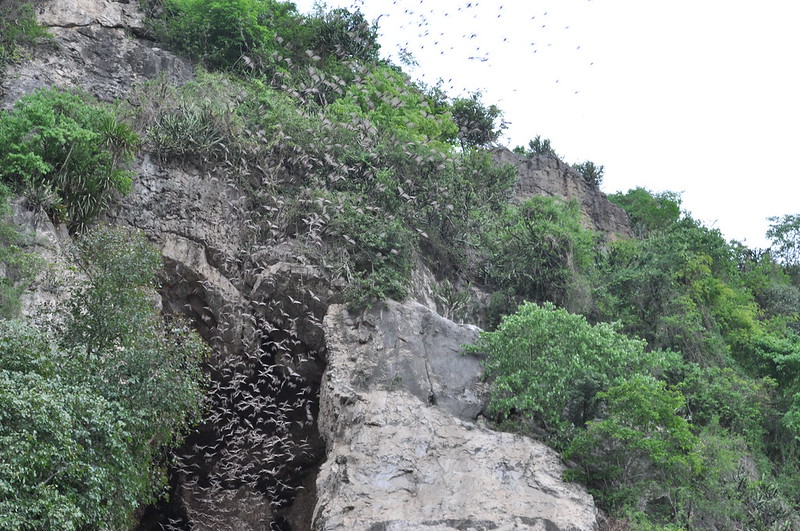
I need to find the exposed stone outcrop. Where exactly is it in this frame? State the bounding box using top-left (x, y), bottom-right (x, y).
top-left (492, 148), bottom-right (633, 238)
top-left (1, 0), bottom-right (191, 108)
top-left (10, 198), bottom-right (81, 328)
top-left (316, 301), bottom-right (598, 531)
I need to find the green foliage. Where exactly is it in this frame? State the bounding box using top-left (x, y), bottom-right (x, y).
top-left (0, 227), bottom-right (208, 529)
top-left (566, 374), bottom-right (701, 513)
top-left (481, 196), bottom-right (594, 310)
top-left (571, 160), bottom-right (604, 187)
top-left (608, 187), bottom-right (681, 237)
top-left (0, 321), bottom-right (145, 530)
top-left (513, 135), bottom-right (557, 157)
top-left (0, 2), bottom-right (49, 74)
top-left (595, 217), bottom-right (743, 363)
top-left (329, 65), bottom-right (458, 146)
top-left (63, 226), bottom-right (208, 444)
top-left (130, 72), bottom-right (249, 163)
top-left (0, 88), bottom-right (138, 231)
top-left (306, 6), bottom-right (380, 63)
top-left (326, 193), bottom-right (415, 309)
top-left (466, 301), bottom-right (667, 442)
top-left (678, 364), bottom-right (772, 448)
top-left (161, 0), bottom-right (293, 71)
top-left (768, 213), bottom-right (800, 269)
top-left (450, 92), bottom-right (504, 149)
top-left (158, 0), bottom-right (379, 78)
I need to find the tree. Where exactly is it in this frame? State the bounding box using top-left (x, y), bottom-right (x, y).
top-left (767, 213), bottom-right (800, 267)
top-left (565, 374), bottom-right (701, 515)
top-left (571, 160), bottom-right (604, 187)
top-left (307, 6), bottom-right (380, 63)
top-left (513, 135), bottom-right (557, 157)
top-left (450, 92), bottom-right (504, 149)
top-left (0, 227), bottom-right (209, 528)
top-left (608, 187), bottom-right (681, 237)
top-left (0, 321), bottom-right (144, 530)
top-left (62, 226), bottom-right (208, 446)
top-left (482, 196), bottom-right (594, 309)
top-left (465, 301), bottom-right (671, 442)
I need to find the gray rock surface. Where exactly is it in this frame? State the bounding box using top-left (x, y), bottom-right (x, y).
top-left (1, 0), bottom-right (191, 107)
top-left (9, 198), bottom-right (81, 329)
top-left (316, 301), bottom-right (597, 531)
top-left (492, 148), bottom-right (633, 238)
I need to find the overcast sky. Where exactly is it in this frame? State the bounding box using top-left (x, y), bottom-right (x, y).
top-left (295, 0), bottom-right (800, 249)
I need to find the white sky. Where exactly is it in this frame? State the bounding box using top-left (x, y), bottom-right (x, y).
top-left (295, 0), bottom-right (800, 249)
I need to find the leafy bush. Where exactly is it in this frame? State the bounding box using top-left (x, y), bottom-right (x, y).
top-left (329, 65), bottom-right (458, 147)
top-left (565, 374), bottom-right (702, 514)
top-left (306, 6), bottom-right (380, 63)
top-left (0, 89), bottom-right (138, 231)
top-left (0, 319), bottom-right (152, 530)
top-left (158, 0), bottom-right (379, 78)
top-left (677, 364), bottom-right (772, 448)
top-left (481, 196), bottom-right (594, 310)
top-left (130, 72), bottom-right (249, 164)
top-left (160, 0), bottom-right (294, 71)
top-left (571, 160), bottom-right (604, 187)
top-left (768, 214), bottom-right (800, 278)
top-left (0, 188), bottom-right (40, 318)
top-left (594, 218), bottom-right (741, 363)
top-left (0, 227), bottom-right (209, 528)
top-left (63, 226), bottom-right (208, 444)
top-left (327, 193), bottom-right (415, 309)
top-left (513, 135), bottom-right (557, 157)
top-left (0, 227), bottom-right (209, 526)
top-left (608, 187), bottom-right (681, 237)
top-left (466, 301), bottom-right (672, 442)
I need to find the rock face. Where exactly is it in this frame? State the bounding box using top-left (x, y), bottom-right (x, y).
top-left (1, 0), bottom-right (191, 108)
top-left (316, 301), bottom-right (598, 531)
top-left (10, 198), bottom-right (81, 328)
top-left (492, 148), bottom-right (633, 238)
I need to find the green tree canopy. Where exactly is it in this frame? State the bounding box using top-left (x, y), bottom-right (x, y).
top-left (466, 301), bottom-right (675, 441)
top-left (450, 92), bottom-right (504, 149)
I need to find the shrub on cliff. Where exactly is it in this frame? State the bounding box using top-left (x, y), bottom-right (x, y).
top-left (571, 160), bottom-right (604, 187)
top-left (0, 88), bottom-right (138, 231)
top-left (480, 196), bottom-right (594, 312)
top-left (450, 92), bottom-right (505, 149)
top-left (159, 0), bottom-right (379, 78)
top-left (466, 301), bottom-right (674, 442)
top-left (0, 186), bottom-right (40, 318)
top-left (0, 227), bottom-right (208, 529)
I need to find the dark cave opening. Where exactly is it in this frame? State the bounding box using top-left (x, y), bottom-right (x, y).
top-left (135, 260), bottom-right (328, 531)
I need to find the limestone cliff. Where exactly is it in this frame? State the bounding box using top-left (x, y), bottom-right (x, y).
top-left (2, 1), bottom-right (601, 529)
top-left (492, 148), bottom-right (633, 238)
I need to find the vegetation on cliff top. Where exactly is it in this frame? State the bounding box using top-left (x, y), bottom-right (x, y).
top-left (2, 0), bottom-right (800, 529)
